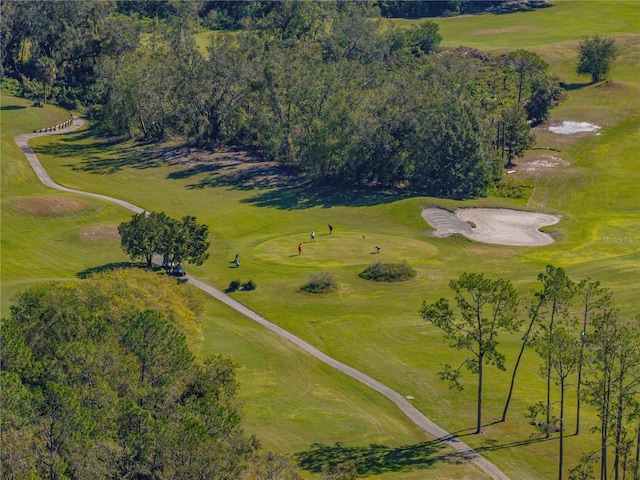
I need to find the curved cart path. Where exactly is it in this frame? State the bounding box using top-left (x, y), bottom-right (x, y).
top-left (15, 120), bottom-right (510, 480)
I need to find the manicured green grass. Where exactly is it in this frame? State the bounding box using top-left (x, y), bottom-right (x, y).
top-left (2, 2), bottom-right (639, 478)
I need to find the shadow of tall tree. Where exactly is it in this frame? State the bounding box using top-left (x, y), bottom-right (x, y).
top-left (294, 440), bottom-right (463, 476)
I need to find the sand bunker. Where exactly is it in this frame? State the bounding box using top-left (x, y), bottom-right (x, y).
top-left (548, 121), bottom-right (600, 135)
top-left (422, 207), bottom-right (561, 246)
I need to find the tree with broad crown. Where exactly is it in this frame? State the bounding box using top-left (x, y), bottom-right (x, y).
top-left (118, 211), bottom-right (168, 268)
top-left (420, 272), bottom-right (519, 434)
top-left (577, 35), bottom-right (617, 84)
top-left (118, 212), bottom-right (209, 273)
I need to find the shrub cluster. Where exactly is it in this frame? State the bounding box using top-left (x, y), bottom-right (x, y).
top-left (228, 279), bottom-right (256, 292)
top-left (301, 272), bottom-right (338, 294)
top-left (359, 261), bottom-right (417, 282)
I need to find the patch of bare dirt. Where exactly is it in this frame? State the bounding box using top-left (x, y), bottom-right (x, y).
top-left (12, 196), bottom-right (91, 216)
top-left (79, 224), bottom-right (120, 241)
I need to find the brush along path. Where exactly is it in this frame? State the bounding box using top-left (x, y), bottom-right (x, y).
top-left (16, 121), bottom-right (510, 480)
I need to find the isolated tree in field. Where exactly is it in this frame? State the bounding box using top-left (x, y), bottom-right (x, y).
top-left (502, 265), bottom-right (574, 423)
top-left (119, 212), bottom-right (209, 272)
top-left (420, 272), bottom-right (519, 434)
top-left (537, 326), bottom-right (581, 480)
top-left (577, 35), bottom-right (617, 84)
top-left (533, 265), bottom-right (575, 438)
top-left (118, 211), bottom-right (168, 268)
top-left (575, 279), bottom-right (612, 435)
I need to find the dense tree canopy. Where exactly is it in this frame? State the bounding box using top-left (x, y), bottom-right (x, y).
top-left (0, 271), bottom-right (260, 479)
top-left (2, 0), bottom-right (559, 199)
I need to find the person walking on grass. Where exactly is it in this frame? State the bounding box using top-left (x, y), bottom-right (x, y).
top-left (328, 223), bottom-right (333, 234)
top-left (298, 243), bottom-right (302, 255)
top-left (311, 230), bottom-right (315, 242)
top-left (234, 254), bottom-right (240, 267)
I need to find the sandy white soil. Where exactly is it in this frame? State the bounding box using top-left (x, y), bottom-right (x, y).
top-left (422, 207), bottom-right (561, 246)
top-left (548, 121), bottom-right (600, 134)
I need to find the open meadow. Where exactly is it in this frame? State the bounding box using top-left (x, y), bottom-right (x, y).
top-left (2, 1), bottom-right (639, 478)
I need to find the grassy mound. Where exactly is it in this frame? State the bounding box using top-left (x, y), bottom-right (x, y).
top-left (359, 260), bottom-right (416, 282)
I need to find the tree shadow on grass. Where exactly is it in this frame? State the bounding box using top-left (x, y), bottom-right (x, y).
top-left (241, 181), bottom-right (413, 210)
top-left (36, 126), bottom-right (165, 175)
top-left (560, 82), bottom-right (591, 91)
top-left (175, 159), bottom-right (414, 209)
top-left (294, 441), bottom-right (448, 476)
top-left (295, 427), bottom-right (558, 476)
top-left (76, 261), bottom-right (147, 279)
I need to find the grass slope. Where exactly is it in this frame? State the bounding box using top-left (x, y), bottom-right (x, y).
top-left (2, 2), bottom-right (639, 478)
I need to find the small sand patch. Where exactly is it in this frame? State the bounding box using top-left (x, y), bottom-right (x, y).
top-left (422, 207), bottom-right (561, 246)
top-left (523, 154), bottom-right (569, 172)
top-left (79, 224), bottom-right (120, 241)
top-left (548, 121), bottom-right (601, 135)
top-left (12, 196), bottom-right (91, 216)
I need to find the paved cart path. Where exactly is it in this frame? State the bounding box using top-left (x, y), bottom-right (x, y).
top-left (15, 119), bottom-right (510, 480)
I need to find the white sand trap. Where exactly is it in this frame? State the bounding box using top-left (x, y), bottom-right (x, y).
top-left (549, 121), bottom-right (600, 134)
top-left (422, 207), bottom-right (561, 246)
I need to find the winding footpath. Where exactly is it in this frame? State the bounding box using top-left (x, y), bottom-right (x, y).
top-left (16, 119), bottom-right (510, 480)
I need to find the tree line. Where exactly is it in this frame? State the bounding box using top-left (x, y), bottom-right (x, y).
top-left (421, 266), bottom-right (640, 480)
top-left (1, 0), bottom-right (565, 199)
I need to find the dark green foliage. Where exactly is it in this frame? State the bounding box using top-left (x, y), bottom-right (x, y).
top-left (359, 261), bottom-right (416, 282)
top-left (242, 279), bottom-right (257, 291)
top-left (228, 279), bottom-right (242, 292)
top-left (525, 75), bottom-right (565, 124)
top-left (501, 105), bottom-right (536, 167)
top-left (1, 277), bottom-right (258, 479)
top-left (577, 35), bottom-right (617, 83)
top-left (2, 1), bottom-right (561, 200)
top-left (301, 272), bottom-right (338, 294)
top-left (118, 211), bottom-right (210, 271)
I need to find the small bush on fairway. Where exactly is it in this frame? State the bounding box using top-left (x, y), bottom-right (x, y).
top-left (228, 279), bottom-right (241, 292)
top-left (359, 261), bottom-right (416, 282)
top-left (242, 279), bottom-right (256, 291)
top-left (301, 272), bottom-right (338, 294)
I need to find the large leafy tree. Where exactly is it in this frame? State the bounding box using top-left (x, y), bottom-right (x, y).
top-left (577, 35), bottom-right (617, 84)
top-left (1, 273), bottom-right (259, 479)
top-left (158, 215), bottom-right (210, 272)
top-left (118, 212), bottom-right (210, 272)
top-left (118, 211), bottom-right (169, 268)
top-left (420, 272), bottom-right (519, 434)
